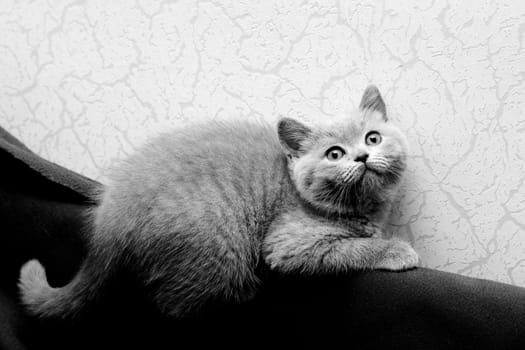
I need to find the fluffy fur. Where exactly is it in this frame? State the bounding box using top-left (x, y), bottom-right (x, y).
top-left (19, 85), bottom-right (418, 319)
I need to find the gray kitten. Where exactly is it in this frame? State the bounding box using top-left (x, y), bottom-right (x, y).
top-left (19, 86), bottom-right (418, 318)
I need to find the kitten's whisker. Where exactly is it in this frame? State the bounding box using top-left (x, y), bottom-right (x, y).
top-left (342, 166), bottom-right (356, 182)
top-left (344, 165), bottom-right (364, 183)
top-left (369, 158), bottom-right (389, 166)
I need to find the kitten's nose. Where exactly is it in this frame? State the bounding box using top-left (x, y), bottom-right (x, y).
top-left (354, 153), bottom-right (369, 163)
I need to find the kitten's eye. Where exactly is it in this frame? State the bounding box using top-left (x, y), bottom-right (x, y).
top-left (365, 131), bottom-right (382, 146)
top-left (325, 146), bottom-right (345, 161)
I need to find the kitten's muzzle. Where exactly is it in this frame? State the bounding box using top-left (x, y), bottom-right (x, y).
top-left (364, 160), bottom-right (388, 174)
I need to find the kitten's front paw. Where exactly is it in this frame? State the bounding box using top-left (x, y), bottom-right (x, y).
top-left (375, 240), bottom-right (419, 271)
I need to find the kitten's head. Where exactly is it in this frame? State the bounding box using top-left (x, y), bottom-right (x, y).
top-left (278, 85), bottom-right (408, 215)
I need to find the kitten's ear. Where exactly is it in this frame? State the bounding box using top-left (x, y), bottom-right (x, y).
top-left (359, 85), bottom-right (387, 120)
top-left (277, 117), bottom-right (312, 156)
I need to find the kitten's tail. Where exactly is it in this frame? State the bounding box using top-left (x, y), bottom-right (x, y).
top-left (18, 253), bottom-right (112, 318)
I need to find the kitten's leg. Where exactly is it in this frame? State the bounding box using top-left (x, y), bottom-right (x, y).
top-left (263, 210), bottom-right (418, 273)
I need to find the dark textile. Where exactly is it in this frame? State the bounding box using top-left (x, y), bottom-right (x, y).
top-left (1, 125), bottom-right (524, 350)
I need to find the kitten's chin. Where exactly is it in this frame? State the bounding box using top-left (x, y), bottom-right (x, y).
top-left (361, 171), bottom-right (383, 189)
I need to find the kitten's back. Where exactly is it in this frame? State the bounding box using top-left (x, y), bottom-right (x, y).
top-left (100, 120), bottom-right (288, 236)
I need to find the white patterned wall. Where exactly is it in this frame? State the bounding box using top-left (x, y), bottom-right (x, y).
top-left (1, 0), bottom-right (525, 286)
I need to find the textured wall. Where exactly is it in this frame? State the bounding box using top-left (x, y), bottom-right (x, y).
top-left (1, 0), bottom-right (524, 285)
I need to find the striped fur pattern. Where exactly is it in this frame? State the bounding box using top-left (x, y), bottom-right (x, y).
top-left (19, 85), bottom-right (418, 319)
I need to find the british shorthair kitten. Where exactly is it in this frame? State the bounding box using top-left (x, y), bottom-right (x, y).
top-left (19, 85), bottom-right (418, 318)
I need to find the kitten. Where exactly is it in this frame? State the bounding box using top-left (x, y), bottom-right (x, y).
top-left (19, 85), bottom-right (418, 318)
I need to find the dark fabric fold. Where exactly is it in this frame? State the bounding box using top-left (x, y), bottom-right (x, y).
top-left (0, 126), bottom-right (100, 201)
